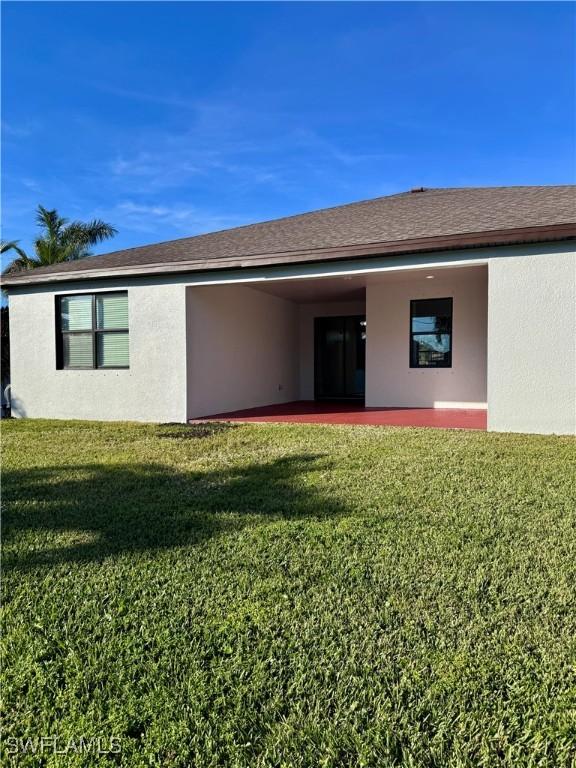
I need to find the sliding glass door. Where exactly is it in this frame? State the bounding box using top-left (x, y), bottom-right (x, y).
top-left (314, 316), bottom-right (366, 400)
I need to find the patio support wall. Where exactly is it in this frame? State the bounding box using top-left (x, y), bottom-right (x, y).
top-left (186, 285), bottom-right (299, 419)
top-left (487, 249), bottom-right (576, 435)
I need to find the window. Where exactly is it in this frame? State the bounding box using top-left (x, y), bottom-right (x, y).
top-left (56, 292), bottom-right (129, 369)
top-left (410, 297), bottom-right (452, 368)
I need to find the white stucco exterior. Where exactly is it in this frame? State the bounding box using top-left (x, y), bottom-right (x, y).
top-left (186, 284), bottom-right (299, 418)
top-left (6, 241), bottom-right (575, 434)
top-left (9, 283), bottom-right (188, 422)
top-left (366, 267), bottom-right (488, 409)
top-left (487, 250), bottom-right (576, 435)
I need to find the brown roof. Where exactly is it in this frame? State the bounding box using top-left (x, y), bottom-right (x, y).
top-left (4, 185), bottom-right (575, 286)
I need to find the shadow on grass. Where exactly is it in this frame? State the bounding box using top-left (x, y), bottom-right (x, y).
top-left (3, 452), bottom-right (346, 570)
top-left (156, 422), bottom-right (238, 439)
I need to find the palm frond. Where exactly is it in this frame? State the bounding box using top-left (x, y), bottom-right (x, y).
top-left (63, 220), bottom-right (118, 247)
top-left (6, 206), bottom-right (117, 272)
top-left (35, 237), bottom-right (89, 264)
top-left (35, 205), bottom-right (67, 240)
top-left (2, 254), bottom-right (40, 274)
top-left (1, 240), bottom-right (36, 275)
top-left (0, 240), bottom-right (28, 259)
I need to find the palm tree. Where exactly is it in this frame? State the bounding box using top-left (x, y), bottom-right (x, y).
top-left (1, 205), bottom-right (117, 274)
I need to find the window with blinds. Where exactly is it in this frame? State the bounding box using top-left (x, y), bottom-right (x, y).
top-left (57, 292), bottom-right (129, 369)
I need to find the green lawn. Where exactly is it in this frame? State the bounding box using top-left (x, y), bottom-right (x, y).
top-left (2, 419), bottom-right (575, 767)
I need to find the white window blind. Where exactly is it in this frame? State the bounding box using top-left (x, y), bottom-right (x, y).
top-left (60, 295), bottom-right (92, 331)
top-left (63, 333), bottom-right (94, 368)
top-left (96, 294), bottom-right (129, 329)
top-left (98, 332), bottom-right (129, 368)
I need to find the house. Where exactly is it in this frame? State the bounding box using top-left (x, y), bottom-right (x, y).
top-left (3, 186), bottom-right (575, 434)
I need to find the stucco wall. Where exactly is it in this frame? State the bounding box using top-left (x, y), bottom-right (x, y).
top-left (186, 285), bottom-right (298, 418)
top-left (298, 301), bottom-right (366, 400)
top-left (366, 268), bottom-right (488, 408)
top-left (487, 250), bottom-right (576, 435)
top-left (9, 283), bottom-right (188, 422)
top-left (7, 242), bottom-right (573, 432)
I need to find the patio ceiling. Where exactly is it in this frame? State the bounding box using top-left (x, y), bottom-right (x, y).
top-left (249, 263), bottom-right (486, 304)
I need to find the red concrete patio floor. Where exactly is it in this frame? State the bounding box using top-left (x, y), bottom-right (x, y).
top-left (192, 401), bottom-right (487, 430)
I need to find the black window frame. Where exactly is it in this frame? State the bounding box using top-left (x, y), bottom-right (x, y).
top-left (56, 291), bottom-right (129, 370)
top-left (409, 297), bottom-right (453, 369)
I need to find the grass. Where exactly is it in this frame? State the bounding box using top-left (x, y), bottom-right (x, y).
top-left (1, 418), bottom-right (575, 767)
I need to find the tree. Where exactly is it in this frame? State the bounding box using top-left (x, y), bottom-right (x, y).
top-left (1, 205), bottom-right (117, 274)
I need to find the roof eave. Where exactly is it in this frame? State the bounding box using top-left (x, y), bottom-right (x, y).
top-left (2, 223), bottom-right (575, 289)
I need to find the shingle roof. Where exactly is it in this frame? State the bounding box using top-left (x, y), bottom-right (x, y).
top-left (4, 186), bottom-right (575, 286)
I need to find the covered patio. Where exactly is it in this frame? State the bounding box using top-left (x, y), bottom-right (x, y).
top-left (191, 400), bottom-right (487, 430)
top-left (186, 262), bottom-right (488, 426)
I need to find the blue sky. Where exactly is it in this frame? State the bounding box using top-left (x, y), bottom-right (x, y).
top-left (2, 1), bottom-right (575, 263)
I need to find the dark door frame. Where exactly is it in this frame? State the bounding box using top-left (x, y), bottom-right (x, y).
top-left (314, 315), bottom-right (366, 401)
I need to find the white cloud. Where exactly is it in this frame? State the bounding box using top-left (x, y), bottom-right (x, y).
top-left (21, 178), bottom-right (40, 191)
top-left (98, 201), bottom-right (250, 236)
top-left (98, 111), bottom-right (400, 200)
top-left (110, 153), bottom-right (204, 179)
top-left (1, 120), bottom-right (38, 139)
top-left (93, 83), bottom-right (196, 110)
